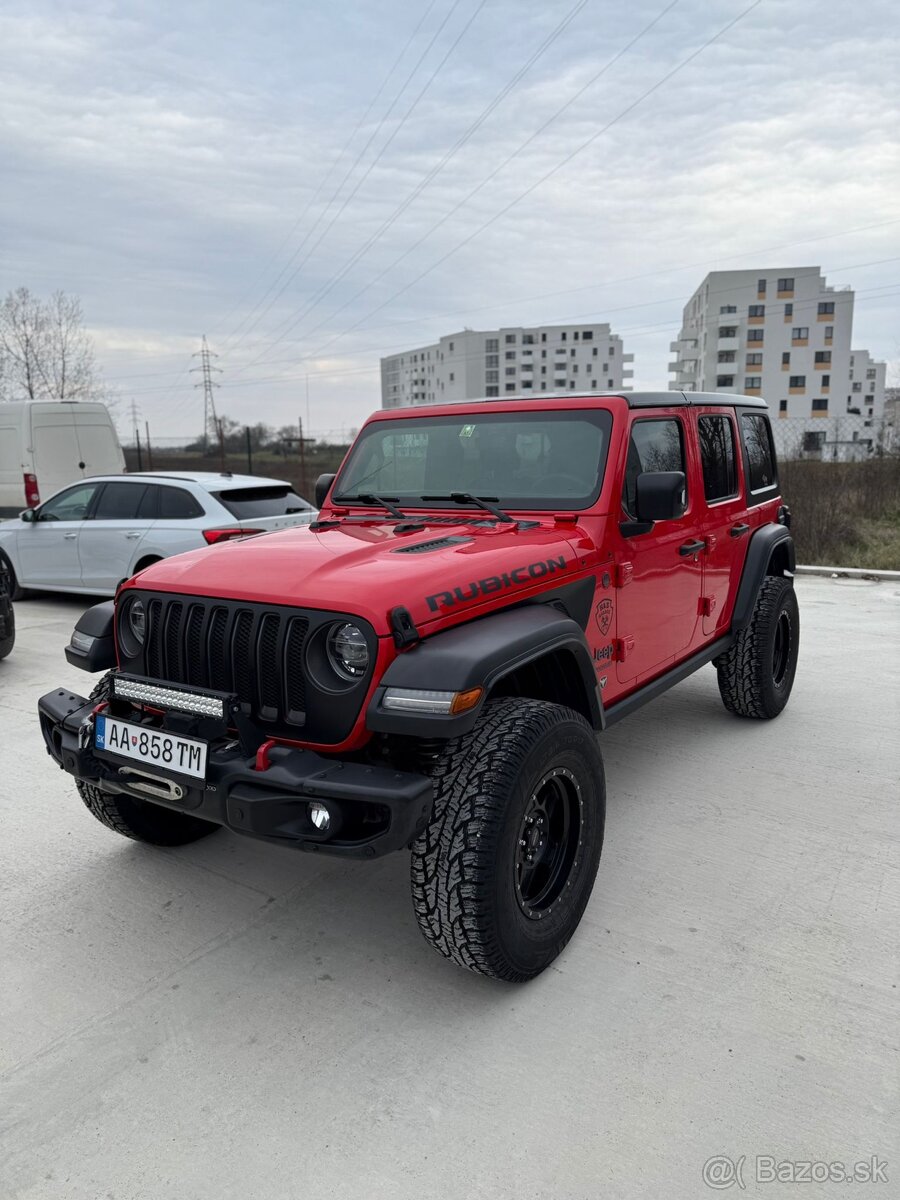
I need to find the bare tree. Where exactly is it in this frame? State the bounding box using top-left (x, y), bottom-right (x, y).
top-left (0, 287), bottom-right (107, 403)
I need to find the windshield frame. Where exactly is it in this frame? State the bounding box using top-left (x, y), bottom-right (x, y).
top-left (333, 408), bottom-right (614, 513)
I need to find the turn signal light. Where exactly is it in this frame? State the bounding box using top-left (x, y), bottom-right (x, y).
top-left (202, 527), bottom-right (265, 545)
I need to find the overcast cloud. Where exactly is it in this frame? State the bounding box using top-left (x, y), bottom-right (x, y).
top-left (1, 0), bottom-right (898, 440)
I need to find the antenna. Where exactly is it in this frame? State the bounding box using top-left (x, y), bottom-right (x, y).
top-left (190, 335), bottom-right (222, 452)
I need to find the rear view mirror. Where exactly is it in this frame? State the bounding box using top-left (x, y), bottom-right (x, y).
top-left (20, 508), bottom-right (36, 523)
top-left (635, 471), bottom-right (686, 523)
top-left (315, 473), bottom-right (336, 509)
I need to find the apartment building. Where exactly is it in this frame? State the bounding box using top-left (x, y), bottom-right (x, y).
top-left (381, 323), bottom-right (633, 408)
top-left (669, 268), bottom-right (886, 458)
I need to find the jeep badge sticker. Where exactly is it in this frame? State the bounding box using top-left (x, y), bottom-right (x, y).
top-left (595, 598), bottom-right (613, 636)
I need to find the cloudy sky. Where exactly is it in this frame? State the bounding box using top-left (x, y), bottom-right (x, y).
top-left (2, 0), bottom-right (898, 441)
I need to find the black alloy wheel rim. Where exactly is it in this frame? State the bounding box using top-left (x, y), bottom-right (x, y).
top-left (772, 610), bottom-right (792, 687)
top-left (514, 767), bottom-right (583, 919)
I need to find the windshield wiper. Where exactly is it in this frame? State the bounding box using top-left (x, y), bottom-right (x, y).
top-left (420, 492), bottom-right (515, 523)
top-left (333, 492), bottom-right (408, 520)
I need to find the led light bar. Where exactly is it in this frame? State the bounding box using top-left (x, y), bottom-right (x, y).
top-left (112, 677), bottom-right (225, 719)
top-left (382, 687), bottom-right (483, 715)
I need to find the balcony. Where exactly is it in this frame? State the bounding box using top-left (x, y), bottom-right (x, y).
top-left (717, 337), bottom-right (739, 352)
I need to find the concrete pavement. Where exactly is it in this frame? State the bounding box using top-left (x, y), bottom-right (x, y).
top-left (1, 578), bottom-right (898, 1199)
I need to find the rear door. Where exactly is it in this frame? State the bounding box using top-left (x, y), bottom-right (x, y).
top-left (694, 409), bottom-right (751, 637)
top-left (78, 480), bottom-right (153, 592)
top-left (30, 405), bottom-right (80, 498)
top-left (71, 407), bottom-right (125, 477)
top-left (17, 481), bottom-right (102, 589)
top-left (615, 413), bottom-right (704, 685)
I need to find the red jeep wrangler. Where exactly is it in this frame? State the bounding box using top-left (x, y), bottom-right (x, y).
top-left (40, 392), bottom-right (798, 981)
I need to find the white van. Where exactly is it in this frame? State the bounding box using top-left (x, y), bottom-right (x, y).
top-left (0, 401), bottom-right (125, 517)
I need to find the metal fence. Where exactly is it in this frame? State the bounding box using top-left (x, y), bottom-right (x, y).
top-left (772, 415), bottom-right (896, 462)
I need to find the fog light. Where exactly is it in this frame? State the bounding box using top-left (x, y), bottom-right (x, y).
top-left (308, 801), bottom-right (330, 832)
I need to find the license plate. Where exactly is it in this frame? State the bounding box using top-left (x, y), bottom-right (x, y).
top-left (95, 715), bottom-right (208, 779)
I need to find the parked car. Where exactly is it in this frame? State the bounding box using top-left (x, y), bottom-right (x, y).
top-left (0, 472), bottom-right (316, 597)
top-left (0, 400), bottom-right (124, 518)
top-left (40, 392), bottom-right (797, 981)
top-left (0, 556), bottom-right (14, 660)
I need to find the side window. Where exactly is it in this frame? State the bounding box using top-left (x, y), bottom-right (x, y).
top-left (38, 483), bottom-right (99, 522)
top-left (622, 418), bottom-right (685, 518)
top-left (158, 486), bottom-right (204, 519)
top-left (740, 413), bottom-right (778, 494)
top-left (698, 415), bottom-right (738, 503)
top-left (136, 485), bottom-right (159, 519)
top-left (91, 482), bottom-right (148, 520)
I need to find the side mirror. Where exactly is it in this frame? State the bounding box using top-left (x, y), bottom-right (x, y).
top-left (635, 471), bottom-right (686, 523)
top-left (315, 473), bottom-right (336, 509)
top-left (20, 508), bottom-right (36, 523)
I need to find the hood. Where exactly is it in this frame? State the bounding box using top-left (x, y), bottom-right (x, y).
top-left (128, 518), bottom-right (591, 633)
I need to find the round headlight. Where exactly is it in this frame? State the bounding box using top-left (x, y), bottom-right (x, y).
top-left (128, 598), bottom-right (147, 646)
top-left (326, 622), bottom-right (369, 681)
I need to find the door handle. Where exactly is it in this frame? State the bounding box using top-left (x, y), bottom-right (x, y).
top-left (125, 532), bottom-right (141, 539)
top-left (679, 539), bottom-right (705, 556)
top-left (63, 532), bottom-right (77, 540)
top-left (729, 523), bottom-right (750, 538)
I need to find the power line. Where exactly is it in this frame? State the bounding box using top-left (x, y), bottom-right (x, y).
top-left (277, 0), bottom-right (766, 374)
top-left (238, 0), bottom-right (590, 362)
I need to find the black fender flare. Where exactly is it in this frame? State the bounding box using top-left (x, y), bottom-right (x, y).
top-left (366, 604), bottom-right (603, 738)
top-left (65, 599), bottom-right (117, 672)
top-left (731, 525), bottom-right (796, 632)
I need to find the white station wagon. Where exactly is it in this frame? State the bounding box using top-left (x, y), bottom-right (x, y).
top-left (0, 471), bottom-right (316, 598)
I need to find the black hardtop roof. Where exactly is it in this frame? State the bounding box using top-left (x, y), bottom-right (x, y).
top-left (624, 390), bottom-right (768, 409)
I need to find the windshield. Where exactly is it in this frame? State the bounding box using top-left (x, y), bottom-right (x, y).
top-left (335, 409), bottom-right (612, 510)
top-left (214, 486), bottom-right (313, 518)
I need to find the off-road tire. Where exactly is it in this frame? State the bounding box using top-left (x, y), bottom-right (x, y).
top-left (411, 699), bottom-right (605, 982)
top-left (76, 672), bottom-right (221, 846)
top-left (0, 605), bottom-right (14, 660)
top-left (716, 575), bottom-right (799, 719)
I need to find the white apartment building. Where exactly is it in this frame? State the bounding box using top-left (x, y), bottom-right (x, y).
top-left (381, 323), bottom-right (633, 408)
top-left (669, 268), bottom-right (887, 459)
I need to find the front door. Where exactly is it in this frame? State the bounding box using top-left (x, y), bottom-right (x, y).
top-left (17, 482), bottom-right (101, 589)
top-left (615, 415), bottom-right (703, 685)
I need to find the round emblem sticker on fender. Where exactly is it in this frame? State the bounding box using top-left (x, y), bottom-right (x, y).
top-left (595, 599), bottom-right (613, 636)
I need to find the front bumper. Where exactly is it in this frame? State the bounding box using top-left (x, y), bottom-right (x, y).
top-left (37, 686), bottom-right (433, 859)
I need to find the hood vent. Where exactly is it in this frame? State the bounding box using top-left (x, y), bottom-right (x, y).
top-left (393, 535), bottom-right (474, 554)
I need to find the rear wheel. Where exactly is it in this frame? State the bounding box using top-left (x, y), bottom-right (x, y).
top-left (411, 699), bottom-right (605, 982)
top-left (0, 552), bottom-right (27, 601)
top-left (716, 575), bottom-right (799, 719)
top-left (76, 672), bottom-right (221, 847)
top-left (0, 604), bottom-right (14, 660)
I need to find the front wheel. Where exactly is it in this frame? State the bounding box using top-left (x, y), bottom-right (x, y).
top-left (716, 575), bottom-right (799, 719)
top-left (411, 699), bottom-right (605, 982)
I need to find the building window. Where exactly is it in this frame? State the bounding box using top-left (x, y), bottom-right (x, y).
top-left (779, 400), bottom-right (788, 413)
top-left (782, 352), bottom-right (790, 366)
top-left (485, 354), bottom-right (498, 368)
top-left (506, 384), bottom-right (516, 392)
top-left (569, 381), bottom-right (575, 389)
top-left (784, 303), bottom-right (793, 317)
top-left (866, 368), bottom-right (877, 379)
top-left (449, 372), bottom-right (455, 382)
top-left (583, 331), bottom-right (593, 341)
top-left (746, 353), bottom-right (763, 366)
top-left (573, 331), bottom-right (579, 341)
top-left (815, 351), bottom-right (831, 365)
top-left (591, 379), bottom-right (597, 388)
top-left (718, 351), bottom-right (736, 363)
top-left (521, 363), bottom-right (533, 372)
top-left (541, 332), bottom-right (547, 343)
top-left (748, 304), bottom-right (765, 318)
top-left (484, 338), bottom-right (498, 353)
top-left (818, 301), bottom-right (835, 315)
top-left (448, 342), bottom-right (454, 352)
top-left (505, 334), bottom-right (516, 344)
top-left (541, 366), bottom-right (546, 375)
top-left (522, 333), bottom-right (534, 345)
top-left (505, 351), bottom-right (516, 361)
top-left (603, 363), bottom-right (608, 371)
top-left (719, 305), bottom-right (737, 314)
top-left (718, 326), bottom-right (737, 338)
top-left (852, 382), bottom-right (862, 392)
top-left (747, 330), bottom-right (764, 343)
top-left (821, 374), bottom-right (830, 387)
top-left (572, 364), bottom-right (578, 373)
top-left (609, 346), bottom-right (615, 355)
top-left (592, 347), bottom-right (598, 357)
top-left (865, 394), bottom-right (874, 404)
top-left (505, 367), bottom-right (516, 377)
top-left (521, 380), bottom-right (533, 388)
top-left (486, 370), bottom-right (499, 384)
top-left (554, 379), bottom-right (566, 388)
top-left (789, 376), bottom-right (806, 388)
top-left (486, 385), bottom-right (499, 396)
top-left (607, 379), bottom-right (614, 387)
top-left (717, 375), bottom-right (735, 387)
top-left (541, 350), bottom-right (547, 359)
top-left (812, 397), bottom-right (828, 412)
top-left (570, 348), bottom-right (576, 358)
top-left (561, 332), bottom-right (567, 341)
top-left (745, 376), bottom-right (762, 389)
top-left (757, 279), bottom-right (767, 293)
top-left (824, 325), bottom-right (833, 339)
top-left (792, 327), bottom-right (809, 340)
top-left (777, 277), bottom-right (794, 291)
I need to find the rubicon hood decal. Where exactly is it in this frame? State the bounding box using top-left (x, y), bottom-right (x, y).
top-left (426, 555), bottom-right (567, 612)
